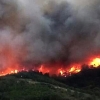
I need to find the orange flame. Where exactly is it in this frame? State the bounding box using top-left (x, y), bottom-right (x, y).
top-left (59, 68), bottom-right (66, 76)
top-left (38, 58), bottom-right (100, 76)
top-left (0, 57), bottom-right (100, 77)
top-left (89, 58), bottom-right (100, 67)
top-left (69, 66), bottom-right (81, 73)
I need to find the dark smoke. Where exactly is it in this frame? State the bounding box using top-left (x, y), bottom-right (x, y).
top-left (0, 0), bottom-right (100, 69)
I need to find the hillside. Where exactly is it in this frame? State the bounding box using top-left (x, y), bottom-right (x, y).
top-left (0, 71), bottom-right (96, 100)
top-left (54, 67), bottom-right (100, 100)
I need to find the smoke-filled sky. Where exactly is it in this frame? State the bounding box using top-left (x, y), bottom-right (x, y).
top-left (0, 0), bottom-right (100, 69)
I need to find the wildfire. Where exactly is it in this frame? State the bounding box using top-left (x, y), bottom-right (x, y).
top-left (59, 69), bottom-right (66, 76)
top-left (69, 66), bottom-right (81, 73)
top-left (58, 65), bottom-right (81, 77)
top-left (0, 57), bottom-right (100, 77)
top-left (0, 67), bottom-right (30, 76)
top-left (89, 58), bottom-right (100, 67)
top-left (60, 70), bottom-right (64, 75)
top-left (0, 69), bottom-right (18, 76)
top-left (38, 58), bottom-right (100, 77)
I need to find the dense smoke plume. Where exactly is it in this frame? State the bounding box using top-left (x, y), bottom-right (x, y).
top-left (0, 0), bottom-right (100, 71)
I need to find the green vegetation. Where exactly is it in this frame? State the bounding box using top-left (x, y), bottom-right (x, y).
top-left (0, 71), bottom-right (98, 100)
top-left (11, 71), bottom-right (68, 88)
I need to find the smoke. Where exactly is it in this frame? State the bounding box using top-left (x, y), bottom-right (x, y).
top-left (0, 0), bottom-right (100, 70)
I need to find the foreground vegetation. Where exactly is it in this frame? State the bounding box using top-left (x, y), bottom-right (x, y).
top-left (0, 71), bottom-right (99, 100)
